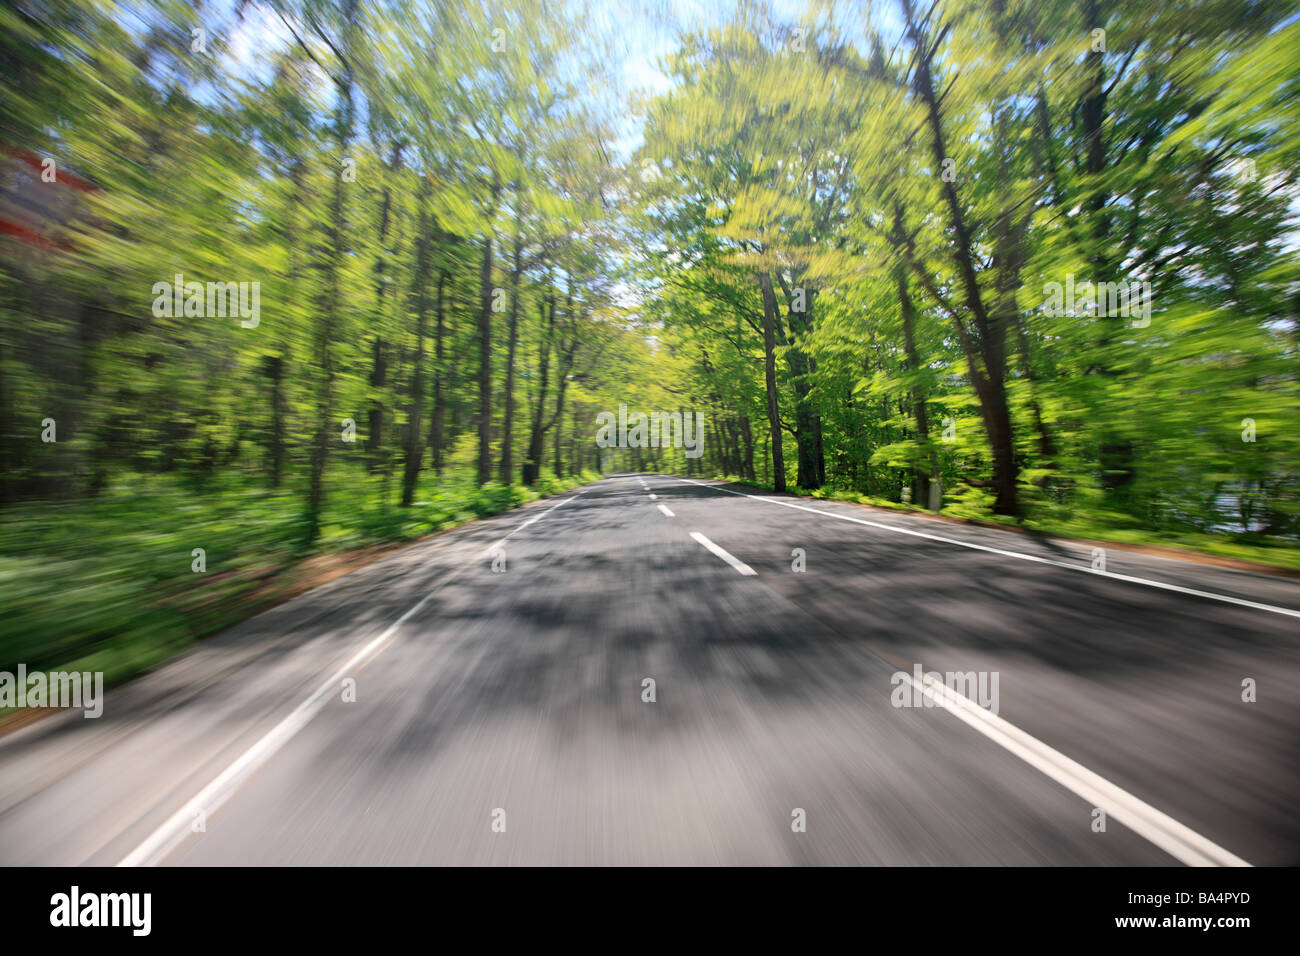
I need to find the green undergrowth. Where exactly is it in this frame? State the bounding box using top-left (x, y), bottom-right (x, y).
top-left (0, 467), bottom-right (598, 714)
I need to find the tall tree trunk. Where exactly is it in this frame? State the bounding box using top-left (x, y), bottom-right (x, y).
top-left (476, 234), bottom-right (494, 485)
top-left (269, 155), bottom-right (306, 488)
top-left (522, 296), bottom-right (554, 485)
top-left (498, 231), bottom-right (524, 484)
top-left (306, 0), bottom-right (358, 539)
top-left (367, 336), bottom-right (388, 471)
top-left (367, 140), bottom-right (403, 472)
top-left (787, 347), bottom-right (820, 489)
top-left (267, 355), bottom-right (286, 486)
top-left (553, 400), bottom-right (564, 477)
top-left (429, 269), bottom-right (447, 474)
top-left (1081, 0), bottom-right (1134, 505)
top-left (776, 272), bottom-right (823, 489)
top-left (990, 94), bottom-right (1057, 481)
top-left (897, 264), bottom-right (933, 506)
top-left (902, 0), bottom-right (1019, 514)
top-left (757, 273), bottom-right (787, 492)
top-left (571, 405), bottom-right (581, 475)
top-left (402, 176), bottom-right (433, 506)
top-left (446, 335), bottom-right (463, 446)
top-left (740, 415), bottom-right (755, 480)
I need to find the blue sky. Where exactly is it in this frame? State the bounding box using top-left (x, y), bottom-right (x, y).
top-left (212, 0), bottom-right (890, 160)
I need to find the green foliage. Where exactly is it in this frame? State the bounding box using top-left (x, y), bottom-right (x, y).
top-left (0, 464), bottom-right (595, 712)
top-left (636, 0), bottom-right (1300, 539)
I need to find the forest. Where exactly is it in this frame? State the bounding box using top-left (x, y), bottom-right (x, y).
top-left (1, 0), bottom-right (1297, 687)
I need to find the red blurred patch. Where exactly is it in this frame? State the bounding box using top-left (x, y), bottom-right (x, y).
top-left (0, 144), bottom-right (96, 254)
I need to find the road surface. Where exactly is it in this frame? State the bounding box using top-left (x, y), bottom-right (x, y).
top-left (2, 474), bottom-right (1297, 865)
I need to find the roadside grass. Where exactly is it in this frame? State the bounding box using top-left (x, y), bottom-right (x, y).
top-left (706, 474), bottom-right (1300, 574)
top-left (0, 466), bottom-right (597, 718)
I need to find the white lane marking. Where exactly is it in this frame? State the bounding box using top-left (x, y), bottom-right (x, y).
top-left (648, 493), bottom-right (658, 500)
top-left (120, 490), bottom-right (586, 867)
top-left (690, 531), bottom-right (757, 576)
top-left (900, 671), bottom-right (1250, 867)
top-left (481, 491), bottom-right (580, 558)
top-left (657, 503), bottom-right (675, 517)
top-left (677, 475), bottom-right (1251, 865)
top-left (675, 478), bottom-right (1300, 620)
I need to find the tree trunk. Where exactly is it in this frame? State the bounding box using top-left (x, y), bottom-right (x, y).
top-left (306, 0), bottom-right (358, 539)
top-left (267, 355), bottom-right (286, 488)
top-left (429, 269), bottom-right (447, 473)
top-left (498, 231), bottom-right (524, 484)
top-left (788, 348), bottom-right (820, 489)
top-left (476, 235), bottom-right (494, 485)
top-left (269, 155), bottom-right (306, 488)
top-left (740, 415), bottom-right (755, 480)
top-left (777, 273), bottom-right (823, 489)
top-left (367, 336), bottom-right (387, 470)
top-left (757, 273), bottom-right (787, 492)
top-left (368, 140), bottom-right (403, 473)
top-left (401, 176), bottom-right (433, 506)
top-left (897, 265), bottom-right (933, 507)
top-left (553, 400), bottom-right (564, 477)
top-left (571, 406), bottom-right (581, 475)
top-left (902, 0), bottom-right (1018, 514)
top-left (522, 297), bottom-right (554, 485)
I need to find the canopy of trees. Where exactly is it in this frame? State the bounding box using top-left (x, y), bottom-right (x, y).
top-left (1, 0), bottom-right (658, 535)
top-left (2, 0), bottom-right (1297, 547)
top-left (637, 0), bottom-right (1300, 539)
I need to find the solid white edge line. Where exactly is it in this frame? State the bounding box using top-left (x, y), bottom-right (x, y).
top-left (690, 531), bottom-right (758, 576)
top-left (480, 490), bottom-right (584, 559)
top-left (675, 477), bottom-right (1300, 620)
top-left (657, 503), bottom-right (675, 517)
top-left (120, 489), bottom-right (586, 867)
top-left (902, 672), bottom-right (1250, 867)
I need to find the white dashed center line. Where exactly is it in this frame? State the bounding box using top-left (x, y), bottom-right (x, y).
top-left (690, 532), bottom-right (757, 576)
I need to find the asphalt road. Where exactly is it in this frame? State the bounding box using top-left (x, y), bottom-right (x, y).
top-left (2, 474), bottom-right (1297, 866)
